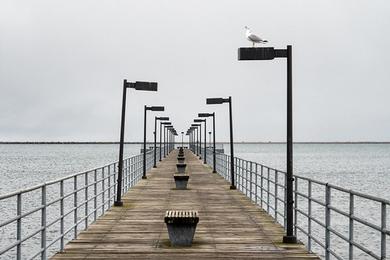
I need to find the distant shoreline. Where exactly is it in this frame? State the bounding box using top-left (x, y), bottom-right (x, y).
top-left (1, 141), bottom-right (390, 145)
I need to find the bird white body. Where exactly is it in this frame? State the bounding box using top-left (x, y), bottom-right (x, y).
top-left (245, 26), bottom-right (268, 47)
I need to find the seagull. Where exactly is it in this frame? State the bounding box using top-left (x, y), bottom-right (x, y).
top-left (245, 26), bottom-right (268, 47)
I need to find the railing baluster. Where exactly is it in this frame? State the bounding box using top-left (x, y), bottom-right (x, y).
top-left (125, 158), bottom-right (128, 192)
top-left (249, 162), bottom-right (253, 202)
top-left (308, 180), bottom-right (312, 252)
top-left (102, 167), bottom-right (105, 214)
top-left (275, 170), bottom-right (278, 221)
top-left (255, 163), bottom-right (258, 205)
top-left (325, 184), bottom-right (331, 260)
top-left (84, 172), bottom-right (88, 230)
top-left (284, 172), bottom-right (287, 229)
top-left (108, 165), bottom-right (111, 206)
top-left (60, 180), bottom-right (64, 252)
top-left (16, 193), bottom-right (21, 260)
top-left (260, 165), bottom-right (264, 209)
top-left (294, 176), bottom-right (297, 236)
top-left (94, 170), bottom-right (97, 221)
top-left (267, 168), bottom-right (270, 213)
top-left (113, 162), bottom-right (117, 200)
top-left (73, 176), bottom-right (78, 239)
top-left (381, 202), bottom-right (386, 260)
top-left (41, 185), bottom-right (47, 259)
top-left (349, 193), bottom-right (354, 260)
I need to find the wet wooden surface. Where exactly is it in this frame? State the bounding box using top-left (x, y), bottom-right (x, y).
top-left (52, 149), bottom-right (319, 259)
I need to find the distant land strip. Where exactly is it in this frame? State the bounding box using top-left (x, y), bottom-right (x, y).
top-left (1, 141), bottom-right (390, 144)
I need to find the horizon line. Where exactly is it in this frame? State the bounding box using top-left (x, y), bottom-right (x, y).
top-left (1, 141), bottom-right (390, 144)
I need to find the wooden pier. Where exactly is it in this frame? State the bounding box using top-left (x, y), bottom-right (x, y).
top-left (52, 149), bottom-right (319, 259)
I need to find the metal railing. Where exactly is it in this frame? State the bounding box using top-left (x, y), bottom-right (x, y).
top-left (199, 146), bottom-right (389, 260)
top-left (0, 147), bottom-right (161, 260)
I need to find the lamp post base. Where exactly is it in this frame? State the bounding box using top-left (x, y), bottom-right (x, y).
top-left (212, 170), bottom-right (217, 174)
top-left (230, 185), bottom-right (236, 190)
top-left (283, 235), bottom-right (297, 244)
top-left (153, 165), bottom-right (157, 168)
top-left (142, 176), bottom-right (147, 179)
top-left (114, 201), bottom-right (123, 207)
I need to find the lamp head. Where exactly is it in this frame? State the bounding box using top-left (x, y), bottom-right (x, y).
top-left (134, 81), bottom-right (158, 91)
top-left (147, 106), bottom-right (164, 111)
top-left (206, 98), bottom-right (226, 104)
top-left (198, 113), bottom-right (212, 117)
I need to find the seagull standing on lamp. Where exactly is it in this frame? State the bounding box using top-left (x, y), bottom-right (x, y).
top-left (245, 26), bottom-right (268, 47)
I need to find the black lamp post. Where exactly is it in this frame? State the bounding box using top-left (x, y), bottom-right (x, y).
top-left (154, 117), bottom-right (169, 167)
top-left (194, 119), bottom-right (207, 164)
top-left (143, 106), bottom-right (164, 179)
top-left (238, 45), bottom-right (296, 243)
top-left (209, 132), bottom-right (212, 147)
top-left (199, 113), bottom-right (216, 173)
top-left (115, 80), bottom-right (158, 207)
top-left (191, 123), bottom-right (201, 156)
top-left (161, 122), bottom-right (171, 160)
top-left (206, 97), bottom-right (235, 189)
top-left (181, 132), bottom-right (184, 148)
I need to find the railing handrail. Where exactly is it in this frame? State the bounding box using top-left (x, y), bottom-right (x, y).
top-left (199, 146), bottom-right (389, 260)
top-left (0, 149), bottom-right (155, 200)
top-left (206, 147), bottom-right (390, 205)
top-left (0, 146), bottom-right (165, 260)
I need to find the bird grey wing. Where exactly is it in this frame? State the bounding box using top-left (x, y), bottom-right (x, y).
top-left (248, 34), bottom-right (263, 42)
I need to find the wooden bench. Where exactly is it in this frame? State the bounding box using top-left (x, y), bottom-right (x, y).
top-left (164, 210), bottom-right (199, 246)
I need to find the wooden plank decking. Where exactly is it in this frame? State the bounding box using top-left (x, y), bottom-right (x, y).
top-left (52, 149), bottom-right (319, 259)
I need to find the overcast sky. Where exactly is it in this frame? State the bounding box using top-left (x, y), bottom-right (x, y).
top-left (1, 0), bottom-right (390, 142)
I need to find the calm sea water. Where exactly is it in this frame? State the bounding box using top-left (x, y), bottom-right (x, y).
top-left (0, 143), bottom-right (389, 259)
top-left (0, 144), bottom-right (140, 195)
top-left (1, 143), bottom-right (389, 198)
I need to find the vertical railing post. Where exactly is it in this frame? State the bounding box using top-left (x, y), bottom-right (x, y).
top-left (113, 163), bottom-right (117, 202)
top-left (16, 194), bottom-right (22, 260)
top-left (381, 202), bottom-right (386, 260)
top-left (275, 170), bottom-right (278, 221)
top-left (267, 168), bottom-right (270, 213)
top-left (84, 172), bottom-right (89, 230)
top-left (102, 167), bottom-right (105, 213)
top-left (294, 177), bottom-right (298, 236)
top-left (308, 180), bottom-right (312, 252)
top-left (41, 185), bottom-right (47, 259)
top-left (108, 165), bottom-right (112, 206)
top-left (255, 163), bottom-right (258, 205)
top-left (325, 184), bottom-right (331, 260)
top-left (249, 162), bottom-right (253, 202)
top-left (94, 170), bottom-right (97, 221)
top-left (60, 180), bottom-right (64, 252)
top-left (246, 161), bottom-right (249, 196)
top-left (349, 193), bottom-right (354, 260)
top-left (260, 165), bottom-right (264, 209)
top-left (73, 176), bottom-right (78, 239)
